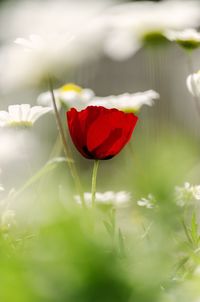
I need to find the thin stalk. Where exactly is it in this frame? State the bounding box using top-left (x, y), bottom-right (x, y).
top-left (91, 160), bottom-right (99, 208)
top-left (48, 134), bottom-right (62, 159)
top-left (186, 53), bottom-right (200, 117)
top-left (48, 77), bottom-right (85, 207)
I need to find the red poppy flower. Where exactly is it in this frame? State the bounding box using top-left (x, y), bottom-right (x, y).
top-left (66, 106), bottom-right (138, 160)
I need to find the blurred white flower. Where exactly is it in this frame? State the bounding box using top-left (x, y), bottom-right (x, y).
top-left (14, 33), bottom-right (75, 64)
top-left (74, 191), bottom-right (131, 208)
top-left (0, 0), bottom-right (108, 89)
top-left (103, 0), bottom-right (200, 60)
top-left (37, 83), bottom-right (95, 111)
top-left (90, 90), bottom-right (159, 112)
top-left (175, 182), bottom-right (200, 207)
top-left (103, 30), bottom-right (141, 61)
top-left (186, 71), bottom-right (200, 97)
top-left (137, 194), bottom-right (156, 209)
top-left (192, 185), bottom-right (200, 200)
top-left (0, 104), bottom-right (52, 127)
top-left (166, 28), bottom-right (200, 43)
top-left (165, 28), bottom-right (200, 49)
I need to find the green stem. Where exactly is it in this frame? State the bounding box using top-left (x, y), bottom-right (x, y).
top-left (49, 134), bottom-right (62, 159)
top-left (48, 76), bottom-right (85, 207)
top-left (91, 160), bottom-right (99, 208)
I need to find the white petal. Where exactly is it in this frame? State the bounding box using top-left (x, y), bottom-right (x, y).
top-left (37, 90), bottom-right (61, 110)
top-left (0, 111), bottom-right (10, 126)
top-left (81, 89), bottom-right (95, 101)
top-left (60, 91), bottom-right (79, 105)
top-left (137, 199), bottom-right (148, 207)
top-left (104, 30), bottom-right (141, 61)
top-left (20, 104), bottom-right (31, 121)
top-left (186, 73), bottom-right (200, 97)
top-left (14, 38), bottom-right (33, 49)
top-left (29, 106), bottom-right (52, 123)
top-left (165, 29), bottom-right (200, 42)
top-left (96, 191), bottom-right (115, 203)
top-left (8, 105), bottom-right (22, 122)
top-left (90, 90), bottom-right (159, 111)
top-left (193, 185), bottom-right (200, 200)
top-left (90, 96), bottom-right (114, 108)
top-left (15, 35), bottom-right (45, 51)
top-left (29, 34), bottom-right (45, 49)
top-left (75, 191), bottom-right (131, 208)
top-left (115, 191), bottom-right (131, 204)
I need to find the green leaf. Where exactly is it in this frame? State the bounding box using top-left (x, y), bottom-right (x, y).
top-left (118, 228), bottom-right (126, 258)
top-left (103, 220), bottom-right (114, 237)
top-left (181, 219), bottom-right (192, 245)
top-left (190, 213), bottom-right (199, 246)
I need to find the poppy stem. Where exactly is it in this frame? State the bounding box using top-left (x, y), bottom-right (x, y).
top-left (48, 76), bottom-right (85, 207)
top-left (91, 160), bottom-right (100, 208)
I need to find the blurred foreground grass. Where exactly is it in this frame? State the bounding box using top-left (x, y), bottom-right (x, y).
top-left (0, 124), bottom-right (200, 302)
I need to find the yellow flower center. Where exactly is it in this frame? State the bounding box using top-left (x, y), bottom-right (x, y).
top-left (59, 83), bottom-right (82, 94)
top-left (8, 121), bottom-right (32, 127)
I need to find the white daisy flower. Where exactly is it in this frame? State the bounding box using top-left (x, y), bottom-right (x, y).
top-left (193, 185), bottom-right (200, 200)
top-left (175, 182), bottom-right (200, 207)
top-left (74, 191), bottom-right (131, 208)
top-left (90, 90), bottom-right (159, 112)
top-left (103, 0), bottom-right (200, 60)
top-left (175, 182), bottom-right (193, 207)
top-left (37, 83), bottom-right (95, 111)
top-left (0, 1), bottom-right (108, 89)
top-left (0, 104), bottom-right (52, 127)
top-left (137, 194), bottom-right (156, 209)
top-left (165, 28), bottom-right (200, 49)
top-left (186, 71), bottom-right (200, 97)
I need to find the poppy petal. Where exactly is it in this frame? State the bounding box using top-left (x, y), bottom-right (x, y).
top-left (66, 106), bottom-right (138, 160)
